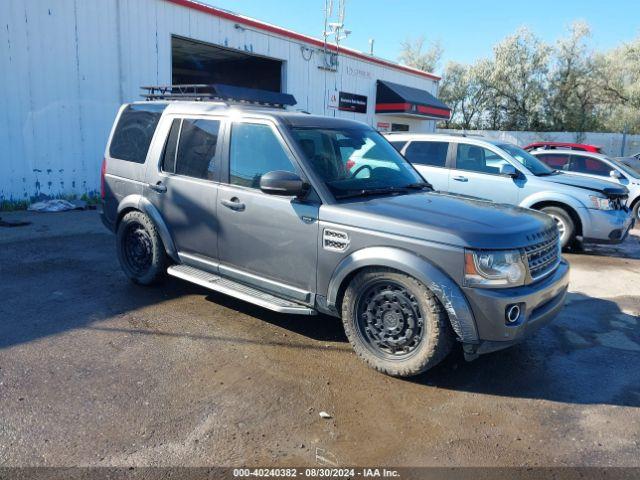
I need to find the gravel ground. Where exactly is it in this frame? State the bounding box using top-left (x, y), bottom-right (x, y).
top-left (0, 210), bottom-right (638, 467)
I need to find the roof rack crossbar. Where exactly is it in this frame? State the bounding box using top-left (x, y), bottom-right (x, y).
top-left (141, 84), bottom-right (297, 108)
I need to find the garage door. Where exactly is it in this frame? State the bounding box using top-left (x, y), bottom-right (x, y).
top-left (172, 36), bottom-right (283, 92)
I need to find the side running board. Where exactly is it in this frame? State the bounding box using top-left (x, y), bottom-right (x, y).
top-left (167, 264), bottom-right (317, 315)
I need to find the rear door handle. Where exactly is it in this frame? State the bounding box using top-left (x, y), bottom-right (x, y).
top-left (452, 176), bottom-right (468, 182)
top-left (148, 181), bottom-right (167, 193)
top-left (221, 197), bottom-right (246, 211)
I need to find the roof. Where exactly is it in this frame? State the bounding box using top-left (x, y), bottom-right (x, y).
top-left (523, 141), bottom-right (602, 152)
top-left (528, 148), bottom-right (612, 161)
top-left (164, 0), bottom-right (440, 81)
top-left (382, 132), bottom-right (504, 145)
top-left (143, 100), bottom-right (370, 129)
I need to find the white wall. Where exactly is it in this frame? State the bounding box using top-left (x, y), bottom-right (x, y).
top-left (0, 0), bottom-right (439, 205)
top-left (437, 129), bottom-right (640, 157)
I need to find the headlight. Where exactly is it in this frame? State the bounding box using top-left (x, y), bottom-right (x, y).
top-left (464, 249), bottom-right (527, 288)
top-left (589, 195), bottom-right (613, 210)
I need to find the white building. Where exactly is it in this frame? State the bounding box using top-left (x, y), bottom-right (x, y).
top-left (1, 0), bottom-right (449, 205)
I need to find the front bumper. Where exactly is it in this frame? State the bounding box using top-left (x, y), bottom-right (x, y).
top-left (462, 259), bottom-right (570, 357)
top-left (581, 207), bottom-right (634, 245)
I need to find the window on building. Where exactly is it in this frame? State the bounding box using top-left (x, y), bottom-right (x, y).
top-left (455, 144), bottom-right (509, 174)
top-left (405, 141), bottom-right (449, 167)
top-left (109, 104), bottom-right (166, 163)
top-left (229, 123), bottom-right (295, 188)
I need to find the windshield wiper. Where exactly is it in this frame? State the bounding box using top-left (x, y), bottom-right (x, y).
top-left (404, 181), bottom-right (433, 190)
top-left (334, 186), bottom-right (412, 200)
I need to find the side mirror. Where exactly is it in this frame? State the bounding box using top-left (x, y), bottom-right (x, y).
top-left (610, 169), bottom-right (623, 179)
top-left (500, 164), bottom-right (518, 177)
top-left (260, 170), bottom-right (309, 197)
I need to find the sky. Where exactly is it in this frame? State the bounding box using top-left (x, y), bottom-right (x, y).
top-left (201, 0), bottom-right (639, 74)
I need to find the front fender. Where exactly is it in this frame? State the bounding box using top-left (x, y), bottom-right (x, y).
top-left (519, 191), bottom-right (588, 225)
top-left (327, 246), bottom-right (479, 343)
top-left (117, 194), bottom-right (179, 262)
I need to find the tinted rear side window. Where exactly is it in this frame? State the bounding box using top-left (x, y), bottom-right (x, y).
top-left (405, 141), bottom-right (449, 167)
top-left (109, 104), bottom-right (165, 163)
top-left (175, 119), bottom-right (221, 180)
top-left (389, 141), bottom-right (407, 153)
top-left (161, 119), bottom-right (181, 173)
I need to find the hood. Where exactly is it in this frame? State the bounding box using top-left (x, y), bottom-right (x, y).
top-left (541, 172), bottom-right (628, 197)
top-left (320, 191), bottom-right (555, 250)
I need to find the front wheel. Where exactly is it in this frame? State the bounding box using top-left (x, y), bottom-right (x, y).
top-left (540, 206), bottom-right (575, 249)
top-left (341, 268), bottom-right (453, 377)
top-left (116, 210), bottom-right (168, 285)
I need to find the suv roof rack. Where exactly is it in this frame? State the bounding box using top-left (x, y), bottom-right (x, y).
top-left (141, 84), bottom-right (297, 109)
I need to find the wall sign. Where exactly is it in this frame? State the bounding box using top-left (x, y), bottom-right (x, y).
top-left (327, 90), bottom-right (339, 109)
top-left (376, 122), bottom-right (391, 132)
top-left (338, 92), bottom-right (368, 114)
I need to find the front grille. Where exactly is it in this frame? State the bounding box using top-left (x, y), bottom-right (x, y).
top-left (524, 228), bottom-right (561, 281)
top-left (609, 195), bottom-right (627, 211)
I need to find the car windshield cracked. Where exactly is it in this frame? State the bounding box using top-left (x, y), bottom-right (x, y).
top-left (289, 126), bottom-right (426, 199)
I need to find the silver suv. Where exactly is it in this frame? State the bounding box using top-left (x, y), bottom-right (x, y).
top-left (387, 133), bottom-right (633, 248)
top-left (100, 100), bottom-right (569, 377)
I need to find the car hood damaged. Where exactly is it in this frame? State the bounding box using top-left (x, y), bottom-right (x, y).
top-left (321, 192), bottom-right (555, 250)
top-left (543, 173), bottom-right (628, 197)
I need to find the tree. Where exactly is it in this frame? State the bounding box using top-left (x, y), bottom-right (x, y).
top-left (481, 27), bottom-right (550, 130)
top-left (439, 62), bottom-right (488, 129)
top-left (595, 36), bottom-right (640, 133)
top-left (545, 21), bottom-right (601, 133)
top-left (398, 36), bottom-right (443, 73)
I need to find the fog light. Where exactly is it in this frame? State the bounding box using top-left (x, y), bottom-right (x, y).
top-left (505, 304), bottom-right (521, 324)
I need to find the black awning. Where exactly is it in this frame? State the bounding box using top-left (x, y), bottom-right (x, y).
top-left (375, 80), bottom-right (450, 119)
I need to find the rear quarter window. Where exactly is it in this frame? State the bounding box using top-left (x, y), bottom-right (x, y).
top-left (109, 104), bottom-right (166, 163)
top-left (405, 141), bottom-right (449, 167)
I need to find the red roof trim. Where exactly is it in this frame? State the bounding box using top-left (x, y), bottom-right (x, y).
top-left (165, 0), bottom-right (441, 81)
top-left (376, 102), bottom-right (451, 119)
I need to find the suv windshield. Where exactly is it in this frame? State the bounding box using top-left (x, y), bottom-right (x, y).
top-left (499, 143), bottom-right (555, 176)
top-left (290, 127), bottom-right (426, 198)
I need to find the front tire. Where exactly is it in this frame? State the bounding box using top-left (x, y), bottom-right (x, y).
top-left (540, 206), bottom-right (575, 249)
top-left (116, 211), bottom-right (168, 285)
top-left (341, 268), bottom-right (453, 377)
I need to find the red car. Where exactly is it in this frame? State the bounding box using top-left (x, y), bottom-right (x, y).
top-left (523, 142), bottom-right (603, 153)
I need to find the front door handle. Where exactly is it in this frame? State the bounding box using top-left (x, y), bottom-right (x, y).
top-left (148, 181), bottom-right (167, 193)
top-left (452, 176), bottom-right (468, 182)
top-left (221, 197), bottom-right (246, 211)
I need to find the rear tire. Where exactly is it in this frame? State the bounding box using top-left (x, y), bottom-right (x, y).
top-left (116, 211), bottom-right (167, 285)
top-left (341, 268), bottom-right (453, 377)
top-left (540, 206), bottom-right (575, 249)
top-left (633, 201), bottom-right (640, 223)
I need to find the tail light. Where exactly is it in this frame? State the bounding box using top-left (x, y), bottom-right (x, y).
top-left (100, 158), bottom-right (107, 199)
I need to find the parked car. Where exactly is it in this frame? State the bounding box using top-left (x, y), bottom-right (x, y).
top-left (101, 99), bottom-right (570, 377)
top-left (615, 156), bottom-right (640, 175)
top-left (530, 149), bottom-right (640, 222)
top-left (387, 133), bottom-right (633, 248)
top-left (523, 141), bottom-right (602, 153)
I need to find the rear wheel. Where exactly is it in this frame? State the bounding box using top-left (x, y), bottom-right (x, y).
top-left (341, 268), bottom-right (453, 377)
top-left (540, 206), bottom-right (575, 249)
top-left (633, 201), bottom-right (640, 223)
top-left (116, 211), bottom-right (167, 285)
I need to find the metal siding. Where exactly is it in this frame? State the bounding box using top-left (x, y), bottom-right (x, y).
top-left (1, 0), bottom-right (439, 203)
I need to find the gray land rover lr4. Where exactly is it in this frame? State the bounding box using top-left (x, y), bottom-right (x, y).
top-left (100, 88), bottom-right (569, 377)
